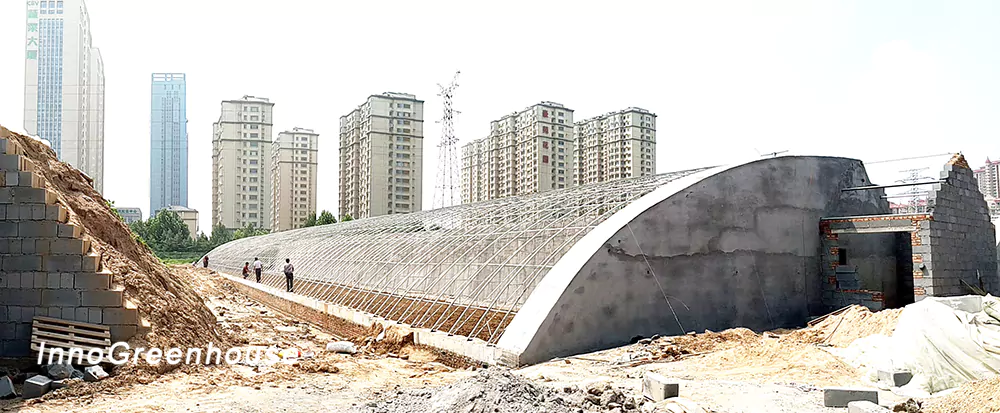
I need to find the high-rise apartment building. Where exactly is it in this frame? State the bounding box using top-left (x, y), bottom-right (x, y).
top-left (149, 73), bottom-right (188, 215)
top-left (271, 128), bottom-right (319, 231)
top-left (461, 102), bottom-right (574, 204)
top-left (573, 108), bottom-right (657, 186)
top-left (339, 92), bottom-right (424, 220)
top-left (23, 0), bottom-right (105, 192)
top-left (974, 159), bottom-right (1000, 200)
top-left (211, 96), bottom-right (274, 230)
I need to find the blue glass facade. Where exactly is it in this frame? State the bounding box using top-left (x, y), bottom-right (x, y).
top-left (36, 16), bottom-right (64, 155)
top-left (150, 73), bottom-right (188, 215)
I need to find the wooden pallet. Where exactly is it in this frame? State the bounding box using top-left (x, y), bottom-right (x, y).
top-left (31, 316), bottom-right (112, 365)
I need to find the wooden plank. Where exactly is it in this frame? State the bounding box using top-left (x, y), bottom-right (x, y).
top-left (30, 323), bottom-right (111, 339)
top-left (32, 329), bottom-right (111, 347)
top-left (807, 305), bottom-right (851, 327)
top-left (32, 316), bottom-right (109, 332)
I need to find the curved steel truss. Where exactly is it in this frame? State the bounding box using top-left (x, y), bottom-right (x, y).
top-left (206, 168), bottom-right (709, 343)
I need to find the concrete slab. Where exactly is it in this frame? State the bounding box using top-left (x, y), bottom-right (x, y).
top-left (824, 387), bottom-right (878, 407)
top-left (0, 375), bottom-right (14, 399)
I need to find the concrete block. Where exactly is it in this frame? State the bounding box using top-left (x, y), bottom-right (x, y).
top-left (109, 324), bottom-right (138, 341)
top-left (7, 306), bottom-right (20, 322)
top-left (4, 272), bottom-right (20, 288)
top-left (0, 139), bottom-right (20, 155)
top-left (18, 221), bottom-right (58, 237)
top-left (43, 255), bottom-right (82, 272)
top-left (34, 239), bottom-right (50, 254)
top-left (0, 323), bottom-right (13, 339)
top-left (0, 154), bottom-right (24, 171)
top-left (41, 289), bottom-right (80, 307)
top-left (824, 387), bottom-right (878, 407)
top-left (848, 401), bottom-right (889, 413)
top-left (22, 375), bottom-right (52, 399)
top-left (19, 307), bottom-right (34, 323)
top-left (11, 187), bottom-right (49, 204)
top-left (60, 272), bottom-right (73, 288)
top-left (88, 308), bottom-right (102, 324)
top-left (47, 307), bottom-right (61, 317)
top-left (7, 239), bottom-right (22, 255)
top-left (46, 272), bottom-right (60, 289)
top-left (0, 306), bottom-right (6, 321)
top-left (83, 365), bottom-right (108, 382)
top-left (0, 375), bottom-right (14, 398)
top-left (1, 288), bottom-right (40, 306)
top-left (45, 205), bottom-right (66, 222)
top-left (642, 372), bottom-right (679, 402)
top-left (31, 204), bottom-right (45, 220)
top-left (75, 272), bottom-right (111, 290)
top-left (50, 238), bottom-right (86, 254)
top-left (1, 339), bottom-right (31, 357)
top-left (75, 307), bottom-right (89, 323)
top-left (58, 224), bottom-right (82, 238)
top-left (20, 273), bottom-right (32, 288)
top-left (82, 254), bottom-right (100, 272)
top-left (0, 222), bottom-right (16, 237)
top-left (81, 290), bottom-right (123, 307)
top-left (61, 307), bottom-right (74, 320)
top-left (878, 370), bottom-right (913, 387)
top-left (15, 322), bottom-right (32, 339)
top-left (102, 308), bottom-right (137, 325)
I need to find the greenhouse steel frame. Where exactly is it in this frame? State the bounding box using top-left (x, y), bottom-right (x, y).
top-left (206, 167), bottom-right (712, 344)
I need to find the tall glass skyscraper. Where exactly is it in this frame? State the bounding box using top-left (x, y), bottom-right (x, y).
top-left (23, 0), bottom-right (105, 193)
top-left (150, 73), bottom-right (188, 215)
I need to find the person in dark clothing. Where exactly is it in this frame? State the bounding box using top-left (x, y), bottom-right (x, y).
top-left (242, 262), bottom-right (250, 279)
top-left (202, 256), bottom-right (209, 268)
top-left (283, 258), bottom-right (295, 293)
top-left (253, 257), bottom-right (262, 283)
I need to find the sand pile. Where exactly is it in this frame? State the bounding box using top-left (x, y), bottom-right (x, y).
top-left (1, 126), bottom-right (224, 364)
top-left (925, 376), bottom-right (1000, 413)
top-left (785, 305), bottom-right (903, 347)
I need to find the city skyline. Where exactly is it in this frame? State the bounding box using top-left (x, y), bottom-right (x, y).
top-left (2, 1), bottom-right (1000, 233)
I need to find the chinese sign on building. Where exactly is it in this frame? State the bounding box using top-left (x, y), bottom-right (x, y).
top-left (26, 1), bottom-right (40, 60)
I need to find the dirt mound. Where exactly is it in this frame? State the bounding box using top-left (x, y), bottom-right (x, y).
top-left (785, 305), bottom-right (903, 347)
top-left (353, 367), bottom-right (642, 413)
top-left (924, 376), bottom-right (1000, 413)
top-left (1, 126), bottom-right (223, 365)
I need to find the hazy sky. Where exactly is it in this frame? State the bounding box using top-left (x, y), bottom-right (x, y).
top-left (1, 0), bottom-right (999, 234)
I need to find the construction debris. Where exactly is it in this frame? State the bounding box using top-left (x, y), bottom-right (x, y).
top-left (0, 376), bottom-right (15, 399)
top-left (848, 400), bottom-right (890, 413)
top-left (823, 387), bottom-right (879, 407)
top-left (42, 363), bottom-right (79, 380)
top-left (642, 372), bottom-right (679, 402)
top-left (22, 375), bottom-right (52, 399)
top-left (327, 341), bottom-right (357, 354)
top-left (83, 366), bottom-right (108, 382)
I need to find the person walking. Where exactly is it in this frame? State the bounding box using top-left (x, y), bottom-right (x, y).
top-left (283, 258), bottom-right (295, 293)
top-left (242, 262), bottom-right (250, 279)
top-left (253, 257), bottom-right (263, 283)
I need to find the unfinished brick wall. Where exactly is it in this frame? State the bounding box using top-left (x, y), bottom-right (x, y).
top-left (0, 137), bottom-right (140, 357)
top-left (915, 155), bottom-right (1000, 296)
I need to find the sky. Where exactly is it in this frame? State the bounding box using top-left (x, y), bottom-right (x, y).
top-left (1, 0), bottom-right (999, 234)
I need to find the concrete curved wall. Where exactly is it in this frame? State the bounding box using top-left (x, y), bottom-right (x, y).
top-left (499, 156), bottom-right (890, 364)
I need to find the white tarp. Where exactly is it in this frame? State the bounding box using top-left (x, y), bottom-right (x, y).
top-left (830, 295), bottom-right (1000, 396)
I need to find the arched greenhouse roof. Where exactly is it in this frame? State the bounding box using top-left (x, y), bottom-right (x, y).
top-left (205, 167), bottom-right (711, 344)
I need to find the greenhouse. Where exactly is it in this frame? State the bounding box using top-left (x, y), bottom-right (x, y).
top-left (206, 156), bottom-right (899, 364)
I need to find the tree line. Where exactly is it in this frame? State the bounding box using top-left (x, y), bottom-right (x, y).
top-left (118, 205), bottom-right (351, 263)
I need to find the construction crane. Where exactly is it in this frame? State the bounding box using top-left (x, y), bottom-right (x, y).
top-left (433, 70), bottom-right (460, 209)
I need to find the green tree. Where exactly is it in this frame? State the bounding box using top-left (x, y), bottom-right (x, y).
top-left (303, 212), bottom-right (318, 227)
top-left (317, 210), bottom-right (336, 225)
top-left (209, 223), bottom-right (233, 246)
top-left (342, 214), bottom-right (353, 222)
top-left (145, 211), bottom-right (191, 252)
top-left (233, 222), bottom-right (269, 240)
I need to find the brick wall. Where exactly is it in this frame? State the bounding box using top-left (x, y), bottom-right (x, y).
top-left (0, 137), bottom-right (140, 356)
top-left (916, 155), bottom-right (1000, 297)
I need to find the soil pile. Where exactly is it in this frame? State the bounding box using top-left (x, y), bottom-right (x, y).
top-left (1, 126), bottom-right (223, 364)
top-left (924, 376), bottom-right (1000, 413)
top-left (785, 305), bottom-right (902, 347)
top-left (353, 367), bottom-right (643, 413)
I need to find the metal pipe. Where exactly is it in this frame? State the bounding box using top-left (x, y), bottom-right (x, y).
top-left (841, 180), bottom-right (944, 192)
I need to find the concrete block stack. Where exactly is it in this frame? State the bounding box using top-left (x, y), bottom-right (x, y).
top-left (915, 155), bottom-right (1000, 298)
top-left (0, 136), bottom-right (140, 357)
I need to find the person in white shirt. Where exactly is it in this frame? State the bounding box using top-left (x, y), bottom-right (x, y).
top-left (253, 258), bottom-right (263, 283)
top-left (283, 258), bottom-right (295, 293)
